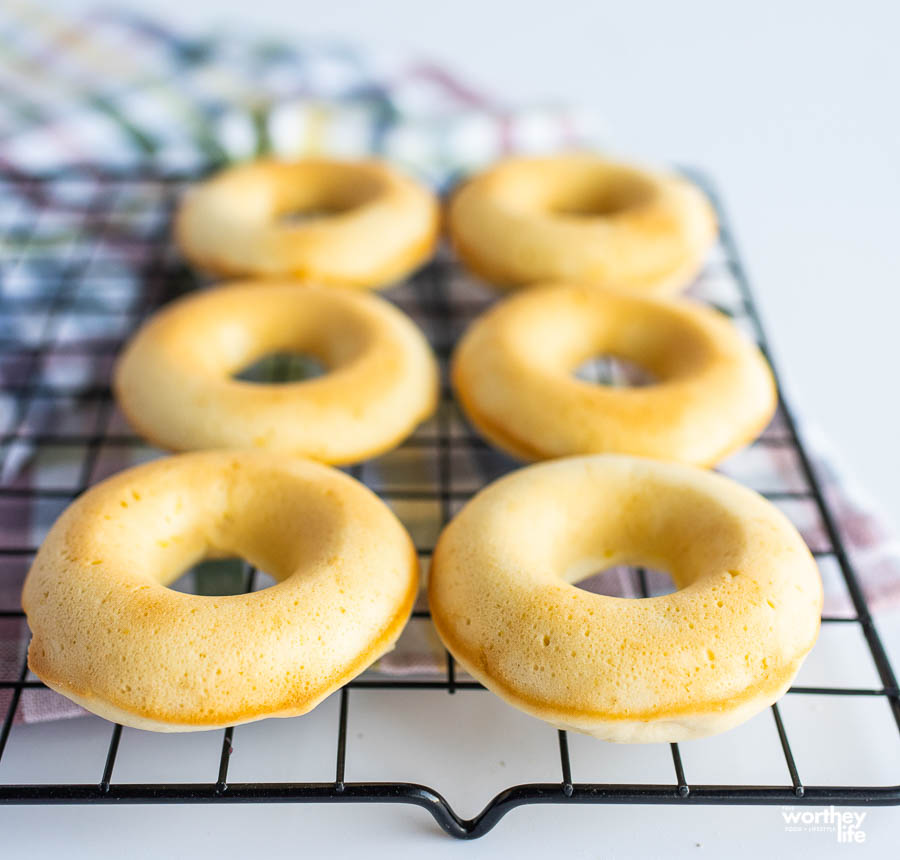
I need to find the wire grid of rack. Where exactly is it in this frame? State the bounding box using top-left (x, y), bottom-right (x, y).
top-left (0, 166), bottom-right (897, 839)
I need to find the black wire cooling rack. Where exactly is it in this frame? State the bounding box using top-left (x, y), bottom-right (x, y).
top-left (0, 166), bottom-right (897, 839)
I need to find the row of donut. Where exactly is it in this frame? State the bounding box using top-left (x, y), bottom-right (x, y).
top-left (175, 154), bottom-right (715, 294)
top-left (118, 154), bottom-right (772, 469)
top-left (22, 154), bottom-right (822, 743)
top-left (113, 281), bottom-right (775, 469)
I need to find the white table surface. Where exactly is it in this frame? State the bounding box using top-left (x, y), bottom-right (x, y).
top-left (8, 1), bottom-right (900, 856)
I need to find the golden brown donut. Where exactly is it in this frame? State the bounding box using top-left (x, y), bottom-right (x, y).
top-left (448, 154), bottom-right (716, 294)
top-left (114, 282), bottom-right (438, 464)
top-left (452, 283), bottom-right (775, 466)
top-left (175, 158), bottom-right (439, 288)
top-left (429, 455), bottom-right (823, 742)
top-left (22, 450), bottom-right (419, 732)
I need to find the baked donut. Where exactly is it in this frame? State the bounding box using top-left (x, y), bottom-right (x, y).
top-left (114, 282), bottom-right (438, 464)
top-left (452, 283), bottom-right (775, 466)
top-left (175, 158), bottom-right (439, 288)
top-left (429, 455), bottom-right (822, 742)
top-left (448, 154), bottom-right (716, 294)
top-left (22, 450), bottom-right (419, 731)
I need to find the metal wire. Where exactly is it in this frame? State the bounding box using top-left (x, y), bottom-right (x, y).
top-left (0, 167), bottom-right (897, 839)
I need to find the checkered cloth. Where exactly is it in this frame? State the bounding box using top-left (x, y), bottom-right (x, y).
top-left (1, 3), bottom-right (898, 726)
top-left (0, 2), bottom-right (599, 183)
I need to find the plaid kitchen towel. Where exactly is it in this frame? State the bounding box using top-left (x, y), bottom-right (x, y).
top-left (0, 1), bottom-right (600, 184)
top-left (0, 1), bottom-right (897, 725)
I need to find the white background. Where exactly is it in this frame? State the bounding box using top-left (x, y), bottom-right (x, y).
top-left (8, 1), bottom-right (900, 856)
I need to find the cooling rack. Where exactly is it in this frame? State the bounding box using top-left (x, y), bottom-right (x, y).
top-left (0, 166), bottom-right (897, 839)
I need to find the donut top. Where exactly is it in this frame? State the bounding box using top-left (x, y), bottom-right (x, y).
top-left (113, 282), bottom-right (438, 463)
top-left (449, 154), bottom-right (717, 293)
top-left (430, 456), bottom-right (822, 725)
top-left (175, 158), bottom-right (439, 287)
top-left (23, 451), bottom-right (419, 729)
top-left (452, 283), bottom-right (776, 466)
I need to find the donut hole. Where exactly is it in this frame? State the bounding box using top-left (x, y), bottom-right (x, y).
top-left (546, 172), bottom-right (656, 218)
top-left (168, 558), bottom-right (278, 596)
top-left (233, 352), bottom-right (327, 384)
top-left (273, 165), bottom-right (385, 225)
top-left (278, 206), bottom-right (355, 226)
top-left (167, 557), bottom-right (263, 596)
top-left (573, 354), bottom-right (656, 387)
top-left (573, 565), bottom-right (677, 599)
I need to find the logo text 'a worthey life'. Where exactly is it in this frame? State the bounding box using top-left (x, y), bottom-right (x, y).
top-left (782, 806), bottom-right (867, 843)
